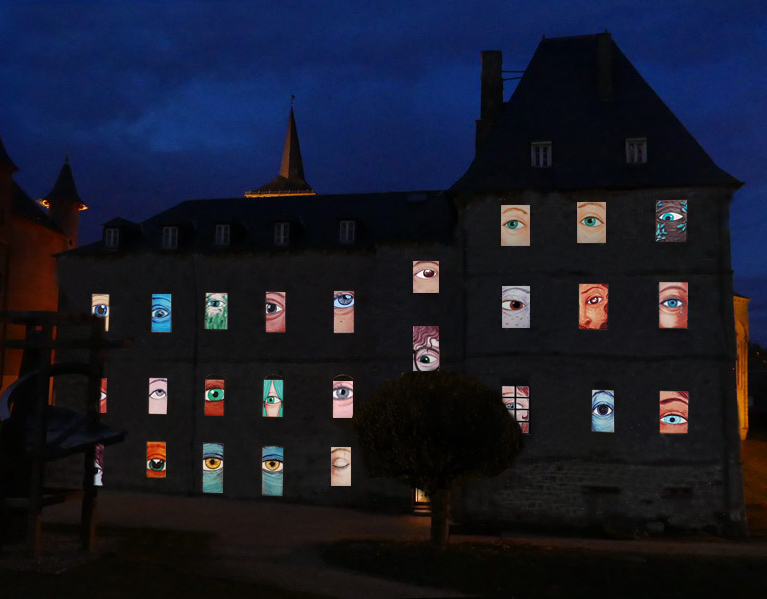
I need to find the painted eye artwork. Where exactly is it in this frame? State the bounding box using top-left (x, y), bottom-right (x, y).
top-left (591, 390), bottom-right (615, 433)
top-left (413, 261), bottom-right (439, 293)
top-left (413, 326), bottom-right (440, 372)
top-left (333, 290), bottom-right (355, 333)
top-left (262, 446), bottom-right (284, 496)
top-left (94, 444), bottom-right (104, 487)
top-left (501, 286), bottom-right (530, 328)
top-left (579, 284), bottom-right (609, 329)
top-left (576, 202), bottom-right (607, 243)
top-left (333, 378), bottom-right (354, 418)
top-left (100, 378), bottom-right (107, 414)
top-left (660, 391), bottom-right (689, 433)
top-left (265, 291), bottom-right (286, 333)
top-left (502, 386), bottom-right (530, 434)
top-left (263, 379), bottom-right (284, 417)
top-left (148, 378), bottom-right (168, 415)
top-left (204, 379), bottom-right (225, 416)
top-left (202, 443), bottom-right (224, 494)
top-left (91, 294), bottom-right (110, 331)
top-left (659, 282), bottom-right (688, 329)
top-left (656, 199), bottom-right (688, 242)
top-left (330, 447), bottom-right (351, 487)
top-left (146, 442), bottom-right (167, 479)
top-left (500, 205), bottom-right (531, 246)
top-left (204, 293), bottom-right (228, 330)
top-left (151, 294), bottom-right (172, 333)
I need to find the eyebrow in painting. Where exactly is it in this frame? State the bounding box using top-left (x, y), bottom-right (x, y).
top-left (413, 260), bottom-right (438, 266)
top-left (501, 206), bottom-right (528, 215)
top-left (660, 285), bottom-right (687, 294)
top-left (502, 287), bottom-right (530, 298)
top-left (578, 202), bottom-right (605, 210)
top-left (580, 285), bottom-right (605, 295)
top-left (660, 395), bottom-right (689, 405)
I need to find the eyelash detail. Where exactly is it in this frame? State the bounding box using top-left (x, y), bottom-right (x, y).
top-left (660, 414), bottom-right (687, 425)
top-left (501, 299), bottom-right (527, 311)
top-left (266, 302), bottom-right (284, 314)
top-left (660, 297), bottom-right (685, 309)
top-left (579, 216), bottom-right (604, 227)
top-left (503, 220), bottom-right (526, 230)
top-left (414, 268), bottom-right (438, 279)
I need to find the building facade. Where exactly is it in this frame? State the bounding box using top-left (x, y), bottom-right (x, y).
top-left (54, 33), bottom-right (747, 534)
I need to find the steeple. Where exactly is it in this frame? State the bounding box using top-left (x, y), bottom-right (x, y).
top-left (245, 103), bottom-right (316, 197)
top-left (40, 156), bottom-right (87, 242)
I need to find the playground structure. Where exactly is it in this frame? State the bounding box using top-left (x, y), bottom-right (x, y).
top-left (0, 311), bottom-right (127, 556)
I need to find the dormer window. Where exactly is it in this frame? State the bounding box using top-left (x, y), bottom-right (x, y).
top-left (531, 141), bottom-right (552, 168)
top-left (162, 226), bottom-right (178, 250)
top-left (339, 220), bottom-right (356, 244)
top-left (104, 227), bottom-right (120, 249)
top-left (215, 224), bottom-right (231, 247)
top-left (274, 222), bottom-right (290, 246)
top-left (626, 137), bottom-right (647, 164)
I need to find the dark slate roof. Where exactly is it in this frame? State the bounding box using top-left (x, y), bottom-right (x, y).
top-left (41, 159), bottom-right (86, 208)
top-left (452, 33), bottom-right (742, 194)
top-left (0, 128), bottom-right (18, 172)
top-left (12, 181), bottom-right (64, 234)
top-left (60, 190), bottom-right (455, 256)
top-left (246, 107), bottom-right (314, 196)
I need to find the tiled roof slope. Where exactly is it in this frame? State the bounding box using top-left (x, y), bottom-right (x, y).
top-left (452, 33), bottom-right (742, 194)
top-left (62, 190), bottom-right (454, 255)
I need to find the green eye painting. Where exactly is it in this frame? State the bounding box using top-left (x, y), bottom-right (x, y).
top-left (204, 293), bottom-right (228, 329)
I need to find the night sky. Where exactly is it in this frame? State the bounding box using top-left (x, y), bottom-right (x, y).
top-left (1, 1), bottom-right (765, 342)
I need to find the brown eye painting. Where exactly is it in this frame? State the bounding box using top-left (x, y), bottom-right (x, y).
top-left (656, 199), bottom-right (687, 242)
top-left (579, 284), bottom-right (609, 329)
top-left (659, 282), bottom-right (688, 329)
top-left (576, 202), bottom-right (606, 243)
top-left (660, 391), bottom-right (689, 433)
top-left (500, 205), bottom-right (530, 246)
top-left (413, 261), bottom-right (439, 293)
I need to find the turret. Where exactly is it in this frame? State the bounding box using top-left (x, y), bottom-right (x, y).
top-left (40, 156), bottom-right (87, 243)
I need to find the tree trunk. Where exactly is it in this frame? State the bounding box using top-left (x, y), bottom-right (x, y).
top-left (429, 488), bottom-right (450, 547)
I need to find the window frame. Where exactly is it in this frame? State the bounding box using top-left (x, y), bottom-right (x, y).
top-left (274, 222), bottom-right (290, 246)
top-left (214, 223), bottom-right (231, 247)
top-left (162, 226), bottom-right (179, 250)
top-left (104, 227), bottom-right (120, 249)
top-left (530, 141), bottom-right (552, 168)
top-left (625, 137), bottom-right (647, 164)
top-left (339, 220), bottom-right (356, 244)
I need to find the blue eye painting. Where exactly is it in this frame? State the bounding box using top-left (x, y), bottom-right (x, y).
top-left (591, 390), bottom-right (615, 433)
top-left (262, 446), bottom-right (284, 496)
top-left (202, 443), bottom-right (224, 494)
top-left (655, 199), bottom-right (687, 242)
top-left (152, 294), bottom-right (172, 333)
top-left (92, 294), bottom-right (110, 331)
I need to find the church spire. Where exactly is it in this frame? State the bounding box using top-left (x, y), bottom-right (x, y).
top-left (245, 102), bottom-right (316, 197)
top-left (40, 156), bottom-right (87, 242)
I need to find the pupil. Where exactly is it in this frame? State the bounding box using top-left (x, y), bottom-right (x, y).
top-left (512, 301), bottom-right (522, 310)
top-left (424, 270), bottom-right (435, 278)
top-left (598, 405), bottom-right (608, 415)
top-left (266, 303), bottom-right (275, 313)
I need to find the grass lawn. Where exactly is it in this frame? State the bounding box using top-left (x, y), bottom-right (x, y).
top-left (321, 538), bottom-right (767, 599)
top-left (0, 525), bottom-right (331, 599)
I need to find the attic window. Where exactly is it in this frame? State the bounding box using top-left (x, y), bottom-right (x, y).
top-left (531, 142), bottom-right (552, 168)
top-left (162, 226), bottom-right (179, 250)
top-left (215, 224), bottom-right (231, 247)
top-left (104, 227), bottom-right (120, 249)
top-left (626, 138), bottom-right (647, 164)
top-left (274, 222), bottom-right (290, 246)
top-left (339, 220), bottom-right (356, 244)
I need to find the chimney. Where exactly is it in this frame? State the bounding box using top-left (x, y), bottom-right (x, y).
top-left (475, 50), bottom-right (503, 152)
top-left (597, 32), bottom-right (613, 101)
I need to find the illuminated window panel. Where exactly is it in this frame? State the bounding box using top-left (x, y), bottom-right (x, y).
top-left (500, 205), bottom-right (530, 246)
top-left (656, 200), bottom-right (687, 242)
top-left (413, 261), bottom-right (439, 293)
top-left (263, 378), bottom-right (284, 417)
top-left (659, 282), bottom-right (688, 329)
top-left (330, 447), bottom-right (351, 486)
top-left (204, 293), bottom-right (228, 330)
top-left (148, 378), bottom-right (168, 415)
top-left (333, 376), bottom-right (353, 418)
top-left (94, 444), bottom-right (104, 487)
top-left (204, 379), bottom-right (225, 416)
top-left (262, 446), bottom-right (284, 496)
top-left (502, 386), bottom-right (530, 434)
top-left (265, 292), bottom-right (286, 333)
top-left (91, 294), bottom-right (110, 331)
top-left (100, 378), bottom-right (107, 414)
top-left (151, 294), bottom-right (172, 333)
top-left (579, 284), bottom-right (609, 330)
top-left (576, 202), bottom-right (607, 243)
top-left (501, 286), bottom-right (530, 328)
top-left (333, 291), bottom-right (355, 333)
top-left (660, 391), bottom-right (689, 433)
top-left (202, 443), bottom-right (224, 493)
top-left (146, 442), bottom-right (166, 478)
top-left (413, 326), bottom-right (439, 371)
top-left (591, 390), bottom-right (615, 433)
